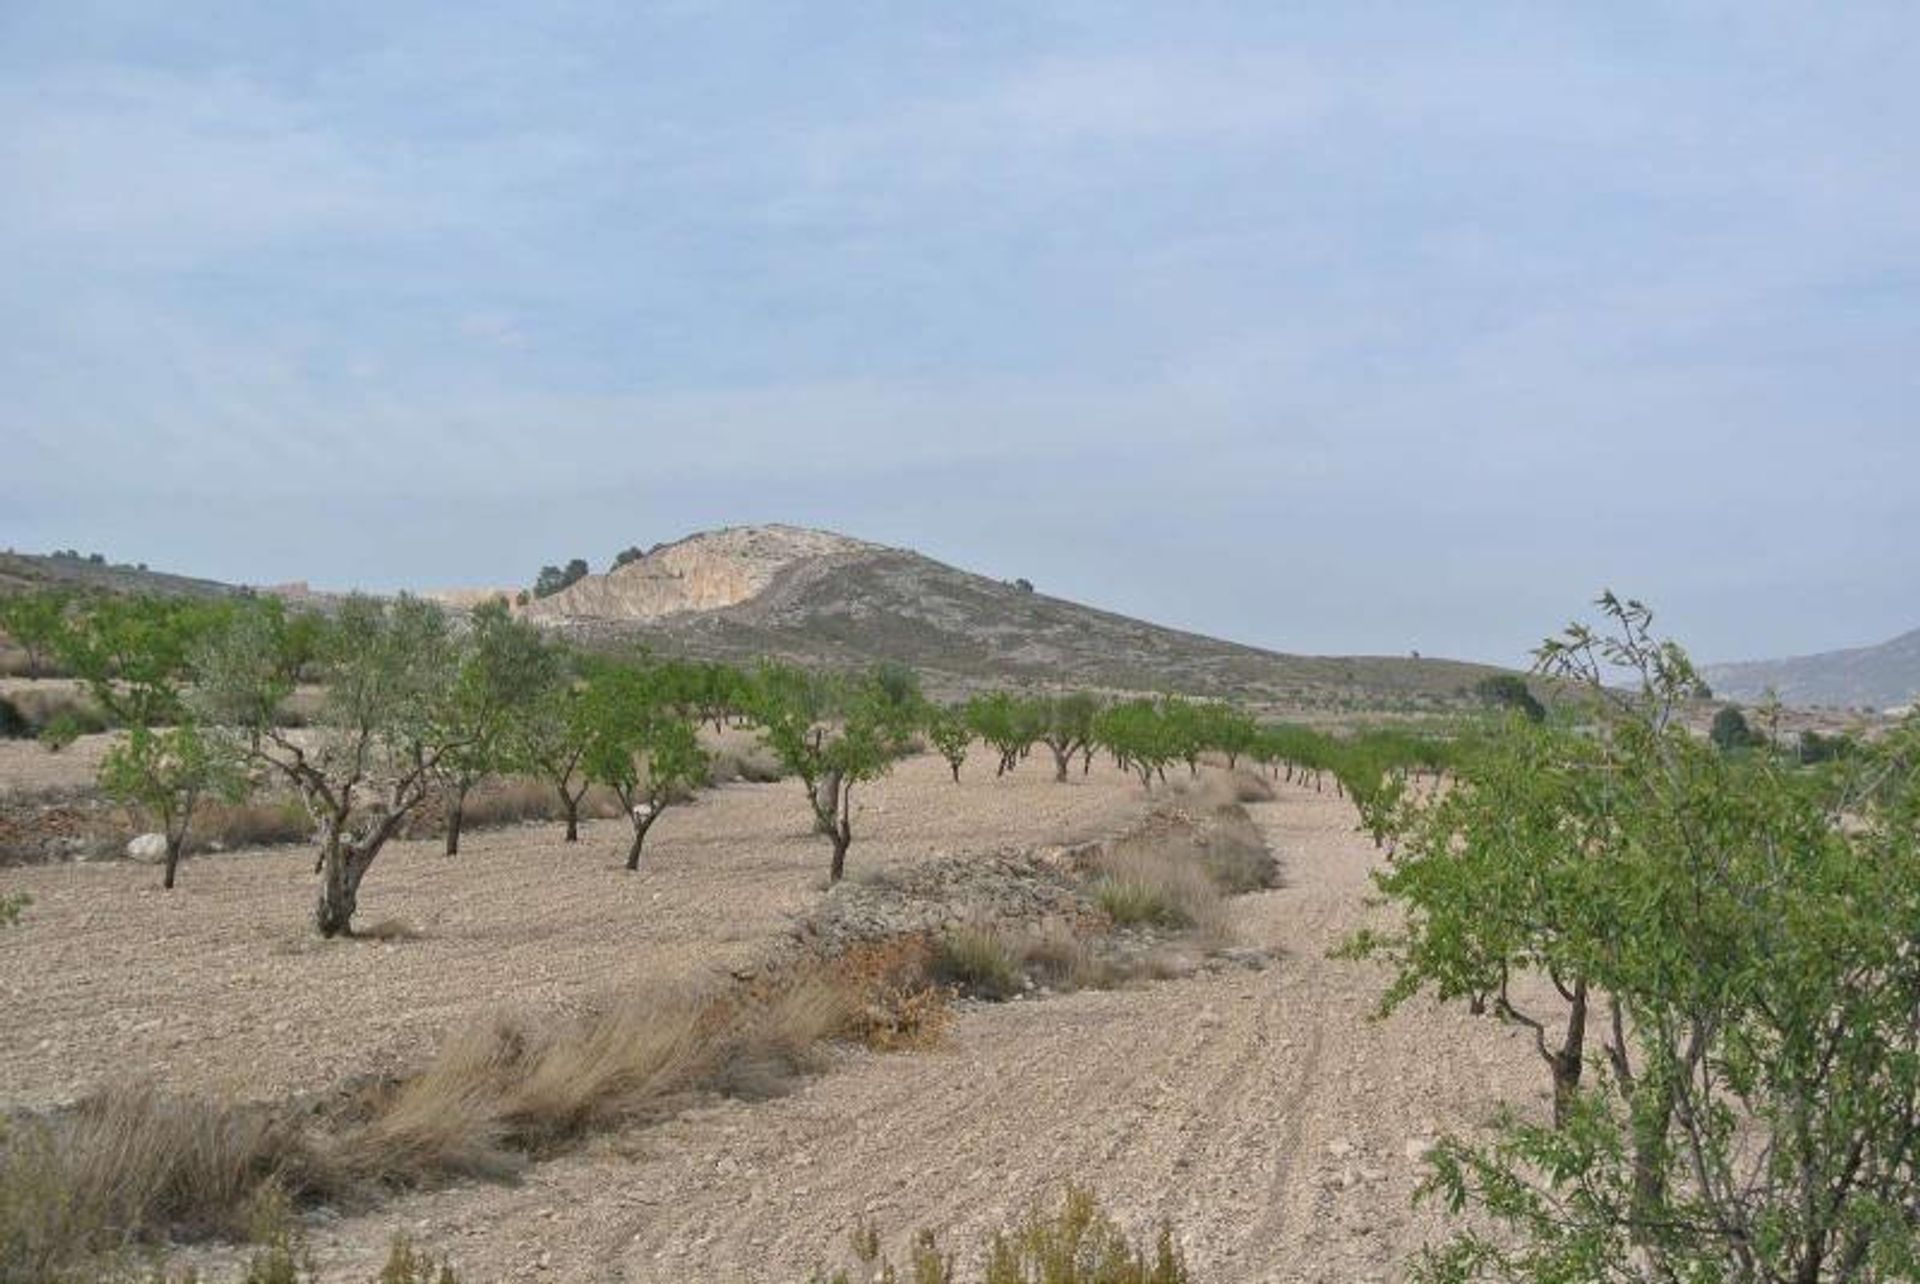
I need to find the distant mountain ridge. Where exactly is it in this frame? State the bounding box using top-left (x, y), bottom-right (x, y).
top-left (0, 526), bottom-right (1513, 713)
top-left (1705, 627), bottom-right (1920, 711)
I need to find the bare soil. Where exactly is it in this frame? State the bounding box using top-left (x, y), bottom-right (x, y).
top-left (126, 772), bottom-right (1548, 1283)
top-left (0, 754), bottom-right (1149, 1110)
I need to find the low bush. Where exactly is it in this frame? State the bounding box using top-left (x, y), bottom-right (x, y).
top-left (0, 697), bottom-right (29, 740)
top-left (930, 925), bottom-right (1024, 999)
top-left (0, 1087), bottom-right (340, 1283)
top-left (814, 1185), bottom-right (1190, 1284)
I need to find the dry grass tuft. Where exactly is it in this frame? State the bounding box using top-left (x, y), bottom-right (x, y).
top-left (0, 1085), bottom-right (337, 1282)
top-left (930, 925), bottom-right (1024, 1000)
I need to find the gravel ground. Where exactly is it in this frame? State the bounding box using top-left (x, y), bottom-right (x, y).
top-left (0, 752), bottom-right (1150, 1108)
top-left (162, 775), bottom-right (1547, 1283)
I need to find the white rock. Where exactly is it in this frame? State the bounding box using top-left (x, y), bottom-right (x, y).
top-left (126, 833), bottom-right (168, 863)
top-left (1404, 1137), bottom-right (1436, 1162)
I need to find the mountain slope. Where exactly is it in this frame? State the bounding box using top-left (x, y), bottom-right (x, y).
top-left (526, 525), bottom-right (1502, 712)
top-left (1705, 628), bottom-right (1920, 711)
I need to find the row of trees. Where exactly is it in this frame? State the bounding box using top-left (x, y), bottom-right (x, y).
top-left (5, 586), bottom-right (1459, 939)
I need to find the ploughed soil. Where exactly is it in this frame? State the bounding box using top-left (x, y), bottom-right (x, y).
top-left (3, 754), bottom-right (1549, 1281)
top-left (0, 753), bottom-right (1149, 1110)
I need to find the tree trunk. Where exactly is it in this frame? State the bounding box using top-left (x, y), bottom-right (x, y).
top-left (163, 833), bottom-right (184, 890)
top-left (624, 809), bottom-right (659, 871)
top-left (1050, 745), bottom-right (1070, 782)
top-left (1549, 982), bottom-right (1589, 1128)
top-left (1081, 745), bottom-right (1094, 775)
top-left (949, 760), bottom-right (961, 783)
top-left (829, 823), bottom-right (851, 882)
top-left (445, 781), bottom-right (468, 856)
top-left (813, 769), bottom-right (842, 834)
top-left (315, 831), bottom-right (371, 938)
top-left (827, 779), bottom-right (853, 882)
top-left (561, 789), bottom-right (579, 842)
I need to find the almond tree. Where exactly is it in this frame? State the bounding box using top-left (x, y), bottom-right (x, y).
top-left (59, 595), bottom-right (240, 888)
top-left (751, 664), bottom-right (905, 882)
top-left (967, 691), bottom-right (1043, 776)
top-left (1037, 692), bottom-right (1100, 782)
top-left (1355, 595), bottom-right (1920, 1282)
top-left (434, 600), bottom-right (556, 856)
top-left (575, 660), bottom-right (709, 871)
top-left (925, 702), bottom-right (972, 782)
top-left (195, 595), bottom-right (465, 936)
top-left (504, 661), bottom-right (593, 842)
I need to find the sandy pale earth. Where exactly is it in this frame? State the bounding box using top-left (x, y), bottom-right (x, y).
top-left (109, 772), bottom-right (1550, 1283)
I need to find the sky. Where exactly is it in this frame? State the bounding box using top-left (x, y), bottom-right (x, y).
top-left (3, 2), bottom-right (1916, 666)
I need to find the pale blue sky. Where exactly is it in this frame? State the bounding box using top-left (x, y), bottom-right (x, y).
top-left (4, 2), bottom-right (1915, 664)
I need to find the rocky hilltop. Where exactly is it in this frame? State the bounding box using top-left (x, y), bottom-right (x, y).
top-left (521, 526), bottom-right (877, 623)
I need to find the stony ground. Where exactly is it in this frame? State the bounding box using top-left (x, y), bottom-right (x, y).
top-left (139, 771), bottom-right (1548, 1284)
top-left (0, 753), bottom-right (1149, 1109)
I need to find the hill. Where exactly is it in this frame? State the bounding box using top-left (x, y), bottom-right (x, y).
top-left (522, 524), bottom-right (1502, 713)
top-left (1705, 627), bottom-right (1920, 712)
top-left (0, 550), bottom-right (238, 599)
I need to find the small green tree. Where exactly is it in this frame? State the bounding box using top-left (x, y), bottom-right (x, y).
top-left (575, 661), bottom-right (709, 871)
top-left (1037, 692), bottom-right (1100, 782)
top-left (433, 601), bottom-right (556, 856)
top-left (751, 664), bottom-right (902, 882)
top-left (0, 590), bottom-right (70, 680)
top-left (925, 702), bottom-right (972, 782)
top-left (1472, 672), bottom-right (1547, 723)
top-left (1709, 703), bottom-right (1760, 752)
top-left (503, 660), bottom-right (593, 842)
top-left (100, 723), bottom-right (247, 889)
top-left (57, 595), bottom-right (241, 888)
top-left (1094, 699), bottom-right (1175, 789)
top-left (967, 692), bottom-right (1043, 776)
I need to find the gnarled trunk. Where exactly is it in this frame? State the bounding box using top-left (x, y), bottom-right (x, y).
top-left (560, 788), bottom-right (580, 842)
top-left (315, 830), bottom-right (374, 938)
top-left (1049, 744), bottom-right (1071, 782)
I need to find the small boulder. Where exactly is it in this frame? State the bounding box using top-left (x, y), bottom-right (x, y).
top-left (126, 833), bottom-right (168, 864)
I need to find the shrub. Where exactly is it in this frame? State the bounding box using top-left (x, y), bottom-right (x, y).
top-left (0, 697), bottom-right (28, 739)
top-left (814, 1185), bottom-right (1189, 1284)
top-left (0, 1086), bottom-right (337, 1282)
top-left (39, 712), bottom-right (88, 752)
top-left (930, 926), bottom-right (1023, 1000)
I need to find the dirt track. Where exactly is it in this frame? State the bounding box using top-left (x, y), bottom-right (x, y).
top-left (161, 774), bottom-right (1546, 1283)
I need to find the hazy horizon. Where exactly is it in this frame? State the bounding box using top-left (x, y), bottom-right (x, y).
top-left (5, 4), bottom-right (1916, 667)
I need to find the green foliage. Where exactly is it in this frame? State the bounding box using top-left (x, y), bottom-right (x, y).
top-left (0, 893), bottom-right (26, 928)
top-left (1708, 703), bottom-right (1761, 752)
top-left (0, 590), bottom-right (71, 679)
top-left (99, 723), bottom-right (248, 887)
top-left (193, 596), bottom-right (466, 935)
top-left (1352, 592), bottom-right (1920, 1282)
top-left (531, 559), bottom-right (589, 599)
top-left (611, 545), bottom-right (645, 570)
top-left (748, 664), bottom-right (904, 880)
top-left (574, 660), bottom-right (710, 868)
top-left (431, 602), bottom-right (559, 851)
top-left (1091, 700), bottom-right (1178, 788)
top-left (39, 711), bottom-right (87, 752)
top-left (55, 596), bottom-right (232, 728)
top-left (967, 692), bottom-right (1046, 775)
top-left (1471, 673), bottom-right (1545, 723)
top-left (924, 703), bottom-right (972, 781)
